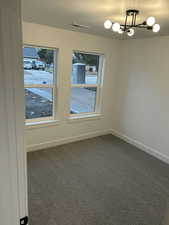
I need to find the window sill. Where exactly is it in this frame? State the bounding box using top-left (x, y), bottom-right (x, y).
top-left (67, 113), bottom-right (103, 123)
top-left (25, 119), bottom-right (60, 130)
top-left (25, 114), bottom-right (103, 129)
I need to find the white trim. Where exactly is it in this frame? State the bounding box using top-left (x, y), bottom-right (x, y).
top-left (111, 129), bottom-right (169, 165)
top-left (52, 50), bottom-right (58, 120)
top-left (26, 116), bottom-right (54, 124)
top-left (25, 84), bottom-right (54, 88)
top-left (24, 43), bottom-right (59, 51)
top-left (27, 127), bottom-right (169, 165)
top-left (26, 119), bottom-right (60, 129)
top-left (27, 129), bottom-right (111, 152)
top-left (95, 55), bottom-right (105, 114)
top-left (24, 46), bottom-right (59, 123)
top-left (72, 84), bottom-right (98, 88)
top-left (72, 49), bottom-right (104, 56)
top-left (0, 2), bottom-right (28, 224)
top-left (68, 113), bottom-right (103, 123)
top-left (70, 51), bottom-right (104, 117)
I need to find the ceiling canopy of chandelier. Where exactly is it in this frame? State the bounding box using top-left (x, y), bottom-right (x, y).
top-left (104, 9), bottom-right (160, 37)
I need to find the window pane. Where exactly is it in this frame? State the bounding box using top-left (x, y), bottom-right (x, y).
top-left (72, 52), bottom-right (100, 84)
top-left (70, 87), bottom-right (97, 114)
top-left (25, 88), bottom-right (53, 119)
top-left (23, 46), bottom-right (55, 85)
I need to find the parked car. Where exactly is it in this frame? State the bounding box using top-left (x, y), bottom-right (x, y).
top-left (24, 60), bottom-right (32, 70)
top-left (31, 60), bottom-right (37, 70)
top-left (36, 61), bottom-right (45, 70)
top-left (31, 60), bottom-right (45, 70)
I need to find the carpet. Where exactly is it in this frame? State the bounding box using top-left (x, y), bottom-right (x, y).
top-left (27, 135), bottom-right (169, 225)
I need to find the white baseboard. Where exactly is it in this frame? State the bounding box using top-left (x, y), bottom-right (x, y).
top-left (27, 128), bottom-right (169, 166)
top-left (111, 129), bottom-right (169, 165)
top-left (27, 129), bottom-right (112, 152)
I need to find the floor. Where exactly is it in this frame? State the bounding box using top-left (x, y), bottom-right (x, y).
top-left (27, 135), bottom-right (169, 225)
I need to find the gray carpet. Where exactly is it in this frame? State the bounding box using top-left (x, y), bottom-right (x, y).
top-left (28, 135), bottom-right (169, 225)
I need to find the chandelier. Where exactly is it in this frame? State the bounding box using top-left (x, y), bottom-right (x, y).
top-left (104, 9), bottom-right (160, 37)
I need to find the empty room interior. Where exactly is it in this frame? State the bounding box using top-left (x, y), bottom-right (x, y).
top-left (1, 0), bottom-right (169, 225)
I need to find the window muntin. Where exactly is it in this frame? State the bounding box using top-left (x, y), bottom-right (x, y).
top-left (24, 46), bottom-right (57, 122)
top-left (70, 51), bottom-right (103, 115)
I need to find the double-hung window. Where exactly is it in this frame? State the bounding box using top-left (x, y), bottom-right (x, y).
top-left (24, 45), bottom-right (57, 123)
top-left (70, 51), bottom-right (103, 116)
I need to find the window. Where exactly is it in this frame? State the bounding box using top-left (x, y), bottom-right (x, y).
top-left (70, 51), bottom-right (103, 115)
top-left (24, 46), bottom-right (57, 123)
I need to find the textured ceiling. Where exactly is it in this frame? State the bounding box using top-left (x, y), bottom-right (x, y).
top-left (22, 0), bottom-right (169, 39)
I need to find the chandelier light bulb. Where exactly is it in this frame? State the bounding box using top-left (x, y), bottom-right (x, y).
top-left (104, 20), bottom-right (112, 29)
top-left (152, 24), bottom-right (160, 32)
top-left (118, 29), bottom-right (124, 34)
top-left (112, 22), bottom-right (120, 32)
top-left (127, 28), bottom-right (135, 36)
top-left (146, 16), bottom-right (156, 26)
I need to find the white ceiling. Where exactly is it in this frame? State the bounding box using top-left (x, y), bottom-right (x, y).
top-left (22, 0), bottom-right (169, 39)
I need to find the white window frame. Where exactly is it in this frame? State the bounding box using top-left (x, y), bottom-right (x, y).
top-left (70, 50), bottom-right (104, 118)
top-left (24, 45), bottom-right (58, 124)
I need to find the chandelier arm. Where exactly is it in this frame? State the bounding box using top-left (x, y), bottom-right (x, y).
top-left (135, 24), bottom-right (147, 27)
top-left (136, 23), bottom-right (144, 26)
top-left (120, 24), bottom-right (135, 28)
top-left (124, 14), bottom-right (128, 31)
top-left (135, 24), bottom-right (152, 30)
top-left (134, 13), bottom-right (137, 26)
top-left (120, 24), bottom-right (150, 29)
top-left (131, 13), bottom-right (134, 27)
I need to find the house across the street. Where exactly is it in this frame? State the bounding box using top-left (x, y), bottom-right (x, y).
top-left (23, 47), bottom-right (38, 59)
